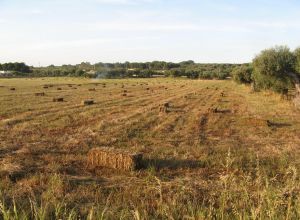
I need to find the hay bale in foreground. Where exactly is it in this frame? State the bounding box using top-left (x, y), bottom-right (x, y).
top-left (87, 147), bottom-right (143, 171)
top-left (53, 97), bottom-right (64, 102)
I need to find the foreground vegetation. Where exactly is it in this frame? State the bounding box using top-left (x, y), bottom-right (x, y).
top-left (0, 78), bottom-right (300, 219)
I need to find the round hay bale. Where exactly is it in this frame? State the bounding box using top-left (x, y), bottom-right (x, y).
top-left (89, 88), bottom-right (96, 91)
top-left (57, 88), bottom-right (62, 90)
top-left (10, 88), bottom-right (16, 91)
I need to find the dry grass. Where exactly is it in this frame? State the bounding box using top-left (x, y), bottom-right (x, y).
top-left (0, 77), bottom-right (300, 219)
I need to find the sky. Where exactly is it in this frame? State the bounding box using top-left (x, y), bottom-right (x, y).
top-left (0, 0), bottom-right (300, 66)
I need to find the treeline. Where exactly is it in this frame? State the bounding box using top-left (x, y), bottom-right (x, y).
top-left (3, 46), bottom-right (300, 95)
top-left (232, 46), bottom-right (300, 94)
top-left (31, 61), bottom-right (239, 79)
top-left (0, 60), bottom-right (240, 79)
top-left (0, 62), bottom-right (31, 75)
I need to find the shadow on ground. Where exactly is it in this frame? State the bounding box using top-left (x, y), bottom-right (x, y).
top-left (142, 158), bottom-right (204, 170)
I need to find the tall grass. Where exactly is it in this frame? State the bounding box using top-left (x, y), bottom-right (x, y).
top-left (1, 151), bottom-right (299, 220)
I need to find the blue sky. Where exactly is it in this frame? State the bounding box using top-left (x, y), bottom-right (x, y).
top-left (0, 0), bottom-right (300, 66)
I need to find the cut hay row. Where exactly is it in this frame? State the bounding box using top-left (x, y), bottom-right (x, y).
top-left (87, 147), bottom-right (143, 171)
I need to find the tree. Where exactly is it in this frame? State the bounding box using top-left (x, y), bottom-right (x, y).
top-left (252, 46), bottom-right (296, 93)
top-left (232, 65), bottom-right (253, 84)
top-left (186, 70), bottom-right (199, 79)
top-left (295, 47), bottom-right (300, 75)
top-left (75, 69), bottom-right (85, 76)
top-left (168, 69), bottom-right (184, 77)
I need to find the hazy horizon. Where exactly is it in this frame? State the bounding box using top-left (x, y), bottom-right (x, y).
top-left (1, 0), bottom-right (300, 66)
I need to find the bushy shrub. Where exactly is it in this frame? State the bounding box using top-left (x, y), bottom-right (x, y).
top-left (252, 46), bottom-right (296, 94)
top-left (185, 70), bottom-right (199, 79)
top-left (165, 69), bottom-right (185, 77)
top-left (198, 71), bottom-right (213, 79)
top-left (232, 65), bottom-right (253, 84)
top-left (214, 72), bottom-right (228, 80)
top-left (295, 47), bottom-right (300, 75)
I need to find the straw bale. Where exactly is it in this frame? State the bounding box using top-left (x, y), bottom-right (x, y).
top-left (87, 147), bottom-right (143, 171)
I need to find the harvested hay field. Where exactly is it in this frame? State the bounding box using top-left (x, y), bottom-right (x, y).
top-left (0, 77), bottom-right (300, 219)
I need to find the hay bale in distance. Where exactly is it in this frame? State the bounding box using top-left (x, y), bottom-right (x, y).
top-left (87, 147), bottom-right (143, 171)
top-left (53, 97), bottom-right (64, 102)
top-left (82, 100), bottom-right (94, 106)
top-left (208, 107), bottom-right (218, 113)
top-left (10, 88), bottom-right (16, 91)
top-left (57, 88), bottom-right (62, 90)
top-left (89, 88), bottom-right (96, 91)
top-left (163, 102), bottom-right (170, 108)
top-left (35, 92), bottom-right (45, 96)
top-left (159, 102), bottom-right (170, 113)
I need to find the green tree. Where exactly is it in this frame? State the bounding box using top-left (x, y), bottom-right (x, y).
top-left (232, 65), bottom-right (253, 84)
top-left (294, 47), bottom-right (300, 75)
top-left (252, 46), bottom-right (296, 93)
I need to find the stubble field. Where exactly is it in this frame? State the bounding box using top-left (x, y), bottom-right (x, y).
top-left (0, 77), bottom-right (300, 219)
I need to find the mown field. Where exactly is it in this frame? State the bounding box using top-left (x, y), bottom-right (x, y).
top-left (0, 77), bottom-right (300, 219)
